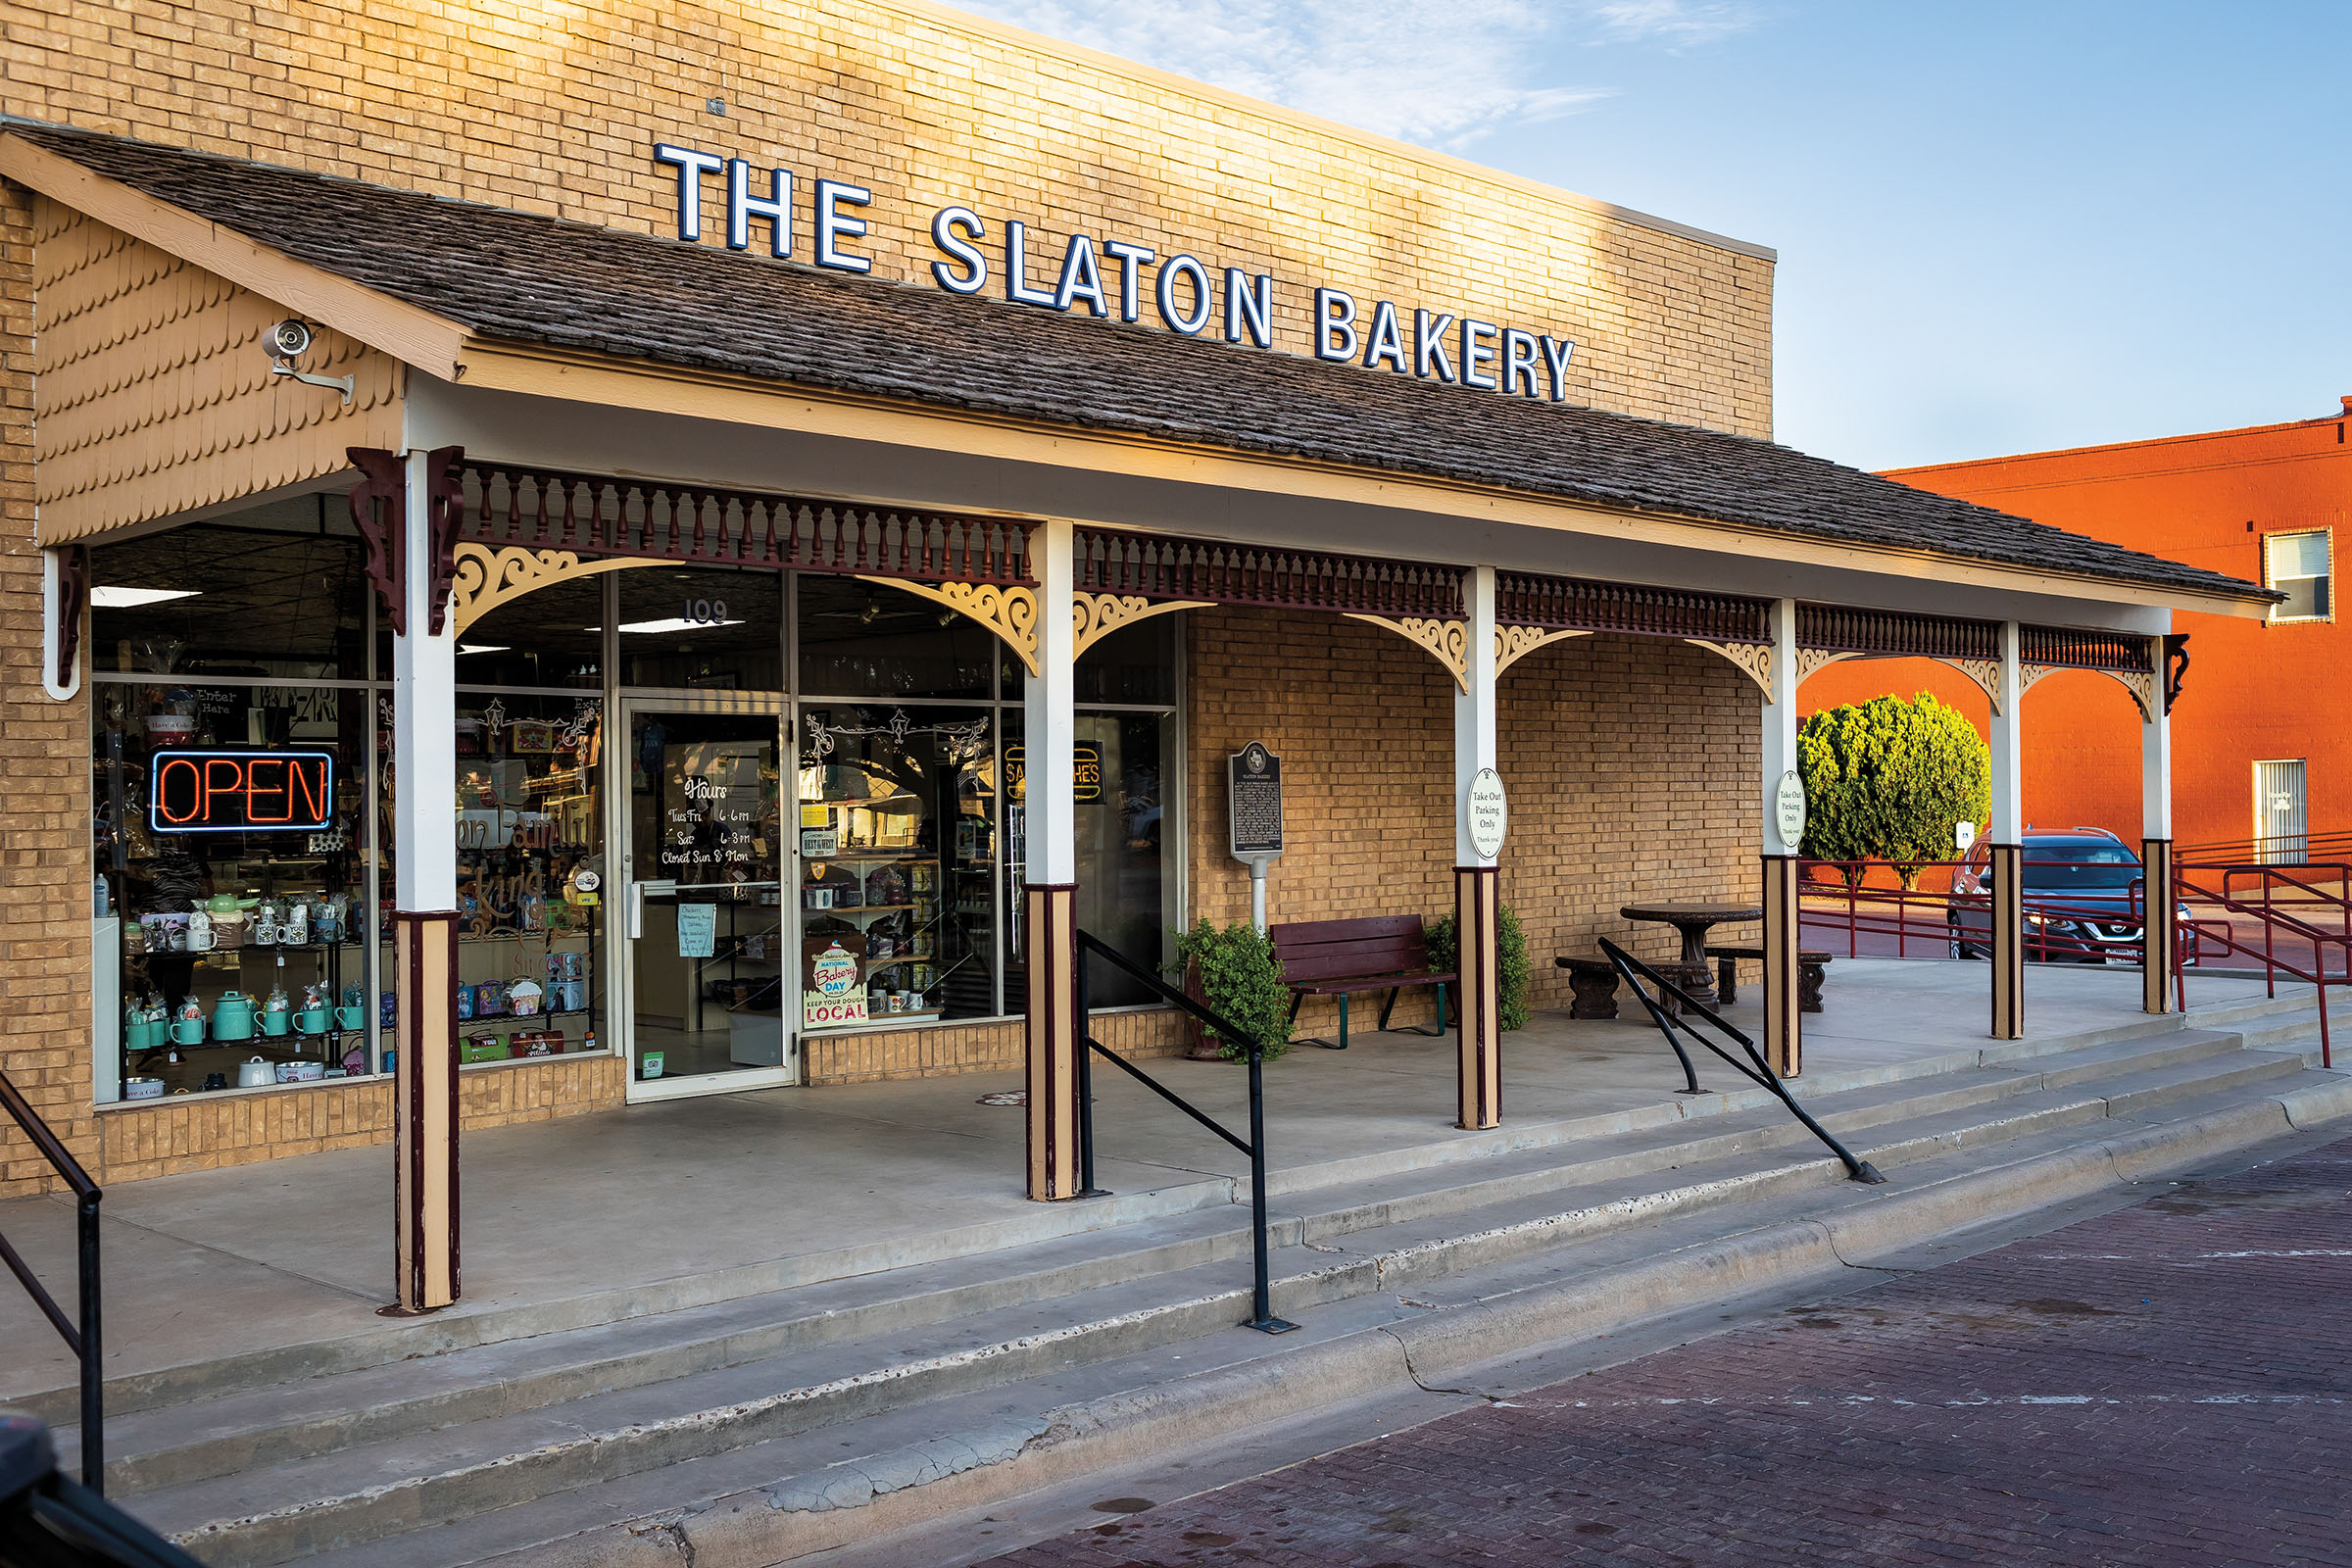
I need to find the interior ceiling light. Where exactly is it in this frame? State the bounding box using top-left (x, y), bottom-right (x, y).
top-left (91, 586), bottom-right (201, 608)
top-left (609, 616), bottom-right (747, 635)
top-left (858, 598), bottom-right (882, 625)
top-left (936, 609), bottom-right (958, 627)
top-left (456, 644), bottom-right (511, 655)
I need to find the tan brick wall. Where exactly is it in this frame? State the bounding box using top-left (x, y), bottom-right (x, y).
top-left (1186, 610), bottom-right (1762, 1033)
top-left (88, 1054), bottom-right (629, 1185)
top-left (0, 177), bottom-right (102, 1199)
top-left (803, 1004), bottom-right (1188, 1085)
top-left (0, 0), bottom-right (1771, 440)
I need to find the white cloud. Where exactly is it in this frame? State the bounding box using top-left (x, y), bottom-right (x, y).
top-left (952, 0), bottom-right (1703, 150)
top-left (1587, 0), bottom-right (1764, 48)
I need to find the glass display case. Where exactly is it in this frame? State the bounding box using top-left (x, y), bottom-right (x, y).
top-left (797, 705), bottom-right (997, 1025)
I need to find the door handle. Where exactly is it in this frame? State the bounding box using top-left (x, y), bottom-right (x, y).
top-left (629, 881), bottom-right (646, 941)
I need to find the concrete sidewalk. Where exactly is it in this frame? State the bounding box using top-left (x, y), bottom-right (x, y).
top-left (0, 960), bottom-right (2299, 1406)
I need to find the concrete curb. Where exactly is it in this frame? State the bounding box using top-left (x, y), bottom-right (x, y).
top-left (463, 1067), bottom-right (2352, 1568)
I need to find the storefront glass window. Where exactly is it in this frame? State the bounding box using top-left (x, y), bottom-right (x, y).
top-left (95, 680), bottom-right (377, 1102)
top-left (454, 694), bottom-right (609, 1063)
top-left (615, 566), bottom-right (784, 690)
top-left (90, 520), bottom-right (368, 681)
top-left (455, 576), bottom-right (605, 690)
top-left (798, 576), bottom-right (994, 699)
top-left (796, 705), bottom-right (998, 1027)
top-left (1074, 617), bottom-right (1179, 706)
top-left (1002, 707), bottom-right (1180, 1009)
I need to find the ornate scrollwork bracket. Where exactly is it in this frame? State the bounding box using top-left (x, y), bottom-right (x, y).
top-left (1495, 625), bottom-right (1590, 676)
top-left (1944, 656), bottom-right (2005, 716)
top-left (348, 445), bottom-right (465, 635)
top-left (450, 544), bottom-right (637, 636)
top-left (1073, 592), bottom-right (1212, 660)
top-left (2162, 633), bottom-right (2190, 716)
top-left (1685, 638), bottom-right (1773, 697)
top-left (1793, 647), bottom-right (1855, 685)
top-left (1346, 613), bottom-right (1472, 693)
top-left (859, 576), bottom-right (1043, 675)
top-left (2020, 660), bottom-right (2158, 722)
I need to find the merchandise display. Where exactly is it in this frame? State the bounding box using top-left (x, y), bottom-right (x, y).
top-left (445, 694), bottom-right (608, 1065)
top-left (796, 705), bottom-right (997, 1027)
top-left (93, 680), bottom-right (376, 1100)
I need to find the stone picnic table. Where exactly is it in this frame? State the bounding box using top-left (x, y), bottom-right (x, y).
top-left (1619, 900), bottom-right (1764, 1006)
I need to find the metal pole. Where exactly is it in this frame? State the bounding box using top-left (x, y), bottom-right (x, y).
top-left (1243, 1043), bottom-right (1295, 1333)
top-left (1075, 942), bottom-right (1104, 1199)
top-left (1249, 858), bottom-right (1268, 934)
top-left (77, 1189), bottom-right (103, 1494)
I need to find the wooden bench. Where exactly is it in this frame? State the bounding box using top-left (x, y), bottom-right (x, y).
top-left (1269, 916), bottom-right (1455, 1051)
top-left (1705, 944), bottom-right (1833, 1013)
top-left (1556, 955), bottom-right (1713, 1020)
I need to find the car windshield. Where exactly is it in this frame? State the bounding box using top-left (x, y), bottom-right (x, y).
top-left (2021, 844), bottom-right (2141, 890)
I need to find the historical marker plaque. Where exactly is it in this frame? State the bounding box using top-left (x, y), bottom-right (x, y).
top-left (1228, 742), bottom-right (1284, 860)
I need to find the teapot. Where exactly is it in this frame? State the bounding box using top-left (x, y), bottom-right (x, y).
top-left (211, 990), bottom-right (258, 1041)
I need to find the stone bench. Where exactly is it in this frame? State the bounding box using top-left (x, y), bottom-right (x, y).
top-left (1705, 944), bottom-right (1833, 1013)
top-left (1555, 955), bottom-right (1713, 1020)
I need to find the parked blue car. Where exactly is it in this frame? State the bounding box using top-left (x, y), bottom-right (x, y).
top-left (1947, 828), bottom-right (2196, 964)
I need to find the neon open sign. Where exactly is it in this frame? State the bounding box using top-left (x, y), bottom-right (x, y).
top-left (149, 750), bottom-right (336, 835)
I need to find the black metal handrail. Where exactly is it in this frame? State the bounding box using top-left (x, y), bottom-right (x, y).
top-left (1597, 939), bottom-right (1885, 1186)
top-left (0, 1067), bottom-right (105, 1493)
top-left (1073, 931), bottom-right (1296, 1335)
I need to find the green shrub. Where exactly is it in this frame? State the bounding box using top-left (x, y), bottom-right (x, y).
top-left (1171, 918), bottom-right (1296, 1061)
top-left (1798, 692), bottom-right (1989, 888)
top-left (1424, 906), bottom-right (1532, 1032)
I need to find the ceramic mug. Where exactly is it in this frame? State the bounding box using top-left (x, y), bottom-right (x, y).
top-left (260, 1010), bottom-right (291, 1037)
top-left (169, 1018), bottom-right (206, 1046)
top-left (335, 1004), bottom-right (368, 1031)
top-left (294, 1008), bottom-right (329, 1035)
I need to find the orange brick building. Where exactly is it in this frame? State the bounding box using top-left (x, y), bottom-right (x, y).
top-left (1803, 402), bottom-right (2349, 856)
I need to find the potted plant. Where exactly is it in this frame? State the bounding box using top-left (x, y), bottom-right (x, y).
top-left (1424, 906), bottom-right (1533, 1031)
top-left (1170, 918), bottom-right (1295, 1062)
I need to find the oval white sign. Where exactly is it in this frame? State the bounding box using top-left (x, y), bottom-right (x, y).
top-left (1466, 768), bottom-right (1508, 860)
top-left (1774, 770), bottom-right (1806, 850)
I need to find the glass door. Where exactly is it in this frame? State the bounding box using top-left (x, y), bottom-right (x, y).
top-left (619, 700), bottom-right (793, 1099)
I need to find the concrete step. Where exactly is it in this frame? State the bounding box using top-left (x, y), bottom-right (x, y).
top-left (98, 1031), bottom-right (2349, 1565)
top-left (281, 1056), bottom-right (2352, 1568)
top-left (71, 1019), bottom-right (2248, 1499)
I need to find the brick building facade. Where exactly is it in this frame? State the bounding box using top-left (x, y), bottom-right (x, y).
top-left (0, 2), bottom-right (2262, 1227)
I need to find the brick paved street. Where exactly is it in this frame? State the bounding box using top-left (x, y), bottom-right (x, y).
top-left (982, 1136), bottom-right (2352, 1567)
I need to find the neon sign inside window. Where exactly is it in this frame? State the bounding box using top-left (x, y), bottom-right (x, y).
top-left (148, 750), bottom-right (336, 835)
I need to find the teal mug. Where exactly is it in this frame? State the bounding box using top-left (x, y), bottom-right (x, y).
top-left (335, 1004), bottom-right (368, 1031)
top-left (259, 1010), bottom-right (291, 1037)
top-left (293, 1008), bottom-right (329, 1035)
top-left (169, 1018), bottom-right (206, 1046)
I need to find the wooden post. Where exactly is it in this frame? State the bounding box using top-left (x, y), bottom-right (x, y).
top-left (1760, 598), bottom-right (1801, 1076)
top-left (1024, 519), bottom-right (1083, 1199)
top-left (2143, 632), bottom-right (2177, 1013)
top-left (388, 447), bottom-right (462, 1311)
top-left (1987, 621), bottom-right (2025, 1040)
top-left (1455, 566), bottom-right (1502, 1129)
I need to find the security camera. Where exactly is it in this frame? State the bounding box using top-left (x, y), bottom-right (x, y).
top-left (265, 318), bottom-right (351, 405)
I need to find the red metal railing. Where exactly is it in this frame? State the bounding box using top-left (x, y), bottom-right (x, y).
top-left (2173, 859), bottom-right (2351, 1065)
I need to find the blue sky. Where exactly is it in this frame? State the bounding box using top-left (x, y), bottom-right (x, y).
top-left (952, 1), bottom-right (2349, 471)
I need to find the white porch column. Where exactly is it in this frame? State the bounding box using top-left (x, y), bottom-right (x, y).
top-left (391, 448), bottom-right (461, 1312)
top-left (2142, 630), bottom-right (2177, 1014)
top-left (1454, 566), bottom-right (1501, 1130)
top-left (1023, 518), bottom-right (1082, 1200)
top-left (1759, 598), bottom-right (1802, 1076)
top-left (1986, 619), bottom-right (2025, 1040)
